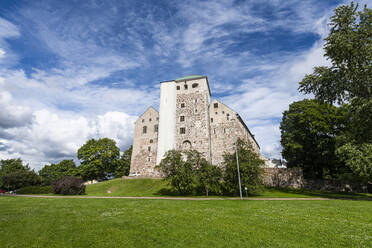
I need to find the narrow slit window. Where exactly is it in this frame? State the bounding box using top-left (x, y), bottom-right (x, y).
top-left (154, 125), bottom-right (158, 132)
top-left (211, 118), bottom-right (213, 123)
top-left (148, 146), bottom-right (151, 152)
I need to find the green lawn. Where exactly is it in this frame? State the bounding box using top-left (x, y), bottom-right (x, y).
top-left (0, 196), bottom-right (371, 247)
top-left (85, 178), bottom-right (372, 199)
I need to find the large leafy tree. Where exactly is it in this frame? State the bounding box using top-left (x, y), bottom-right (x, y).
top-left (156, 149), bottom-right (222, 195)
top-left (0, 158), bottom-right (40, 190)
top-left (39, 159), bottom-right (77, 185)
top-left (299, 2), bottom-right (371, 103)
top-left (223, 139), bottom-right (264, 195)
top-left (77, 138), bottom-right (120, 181)
top-left (114, 146), bottom-right (132, 178)
top-left (156, 150), bottom-right (196, 195)
top-left (280, 100), bottom-right (346, 179)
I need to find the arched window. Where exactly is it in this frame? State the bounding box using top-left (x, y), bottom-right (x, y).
top-left (182, 140), bottom-right (192, 150)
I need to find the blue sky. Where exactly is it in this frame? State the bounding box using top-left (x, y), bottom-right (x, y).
top-left (0, 0), bottom-right (370, 169)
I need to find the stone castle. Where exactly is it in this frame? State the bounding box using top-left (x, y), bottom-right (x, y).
top-left (130, 75), bottom-right (261, 177)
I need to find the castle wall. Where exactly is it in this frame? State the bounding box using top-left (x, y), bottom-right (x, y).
top-left (156, 81), bottom-right (177, 164)
top-left (210, 99), bottom-right (260, 166)
top-left (174, 78), bottom-right (211, 161)
top-left (130, 107), bottom-right (160, 177)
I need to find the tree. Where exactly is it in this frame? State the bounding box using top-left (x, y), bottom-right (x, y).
top-left (77, 138), bottom-right (120, 181)
top-left (223, 139), bottom-right (264, 195)
top-left (39, 159), bottom-right (77, 185)
top-left (299, 2), bottom-right (371, 104)
top-left (2, 170), bottom-right (40, 191)
top-left (114, 146), bottom-right (132, 178)
top-left (52, 176), bottom-right (85, 195)
top-left (156, 150), bottom-right (196, 195)
top-left (196, 161), bottom-right (222, 196)
top-left (280, 99), bottom-right (346, 179)
top-left (0, 158), bottom-right (40, 190)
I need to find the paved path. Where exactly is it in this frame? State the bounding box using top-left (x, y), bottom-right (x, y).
top-left (9, 194), bottom-right (332, 201)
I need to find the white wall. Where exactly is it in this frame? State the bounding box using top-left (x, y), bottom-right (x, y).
top-left (156, 81), bottom-right (176, 164)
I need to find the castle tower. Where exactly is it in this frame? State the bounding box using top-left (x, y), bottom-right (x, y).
top-left (156, 75), bottom-right (212, 163)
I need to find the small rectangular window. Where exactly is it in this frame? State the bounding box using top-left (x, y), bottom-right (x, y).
top-left (195, 109), bottom-right (197, 113)
top-left (142, 119), bottom-right (144, 123)
top-left (148, 146), bottom-right (151, 152)
top-left (147, 157), bottom-right (151, 162)
top-left (181, 103), bottom-right (185, 108)
top-left (184, 84), bottom-right (188, 89)
top-left (180, 116), bottom-right (185, 122)
top-left (180, 127), bottom-right (186, 134)
top-left (154, 124), bottom-right (158, 132)
top-left (150, 139), bottom-right (153, 143)
top-left (214, 103), bottom-right (218, 108)
top-left (156, 117), bottom-right (159, 121)
top-left (149, 118), bottom-right (152, 122)
top-left (176, 86), bottom-right (180, 90)
top-left (143, 126), bottom-right (147, 134)
top-left (215, 112), bottom-right (218, 115)
top-left (211, 118), bottom-right (213, 123)
top-left (222, 111), bottom-right (225, 114)
top-left (214, 129), bottom-right (216, 134)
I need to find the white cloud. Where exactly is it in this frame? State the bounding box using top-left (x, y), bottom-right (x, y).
top-left (0, 48), bottom-right (5, 58)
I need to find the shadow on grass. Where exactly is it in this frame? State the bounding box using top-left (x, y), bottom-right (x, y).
top-left (261, 187), bottom-right (372, 200)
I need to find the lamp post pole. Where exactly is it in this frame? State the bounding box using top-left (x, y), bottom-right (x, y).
top-left (232, 119), bottom-right (243, 200)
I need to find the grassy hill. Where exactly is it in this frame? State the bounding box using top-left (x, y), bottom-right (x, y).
top-left (85, 178), bottom-right (372, 199)
top-left (86, 178), bottom-right (172, 197)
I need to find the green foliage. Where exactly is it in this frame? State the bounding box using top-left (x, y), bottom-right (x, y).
top-left (114, 146), bottom-right (132, 178)
top-left (39, 159), bottom-right (77, 185)
top-left (299, 2), bottom-right (372, 103)
top-left (195, 161), bottom-right (222, 196)
top-left (280, 99), bottom-right (347, 179)
top-left (77, 138), bottom-right (120, 181)
top-left (52, 176), bottom-right (85, 195)
top-left (157, 150), bottom-right (196, 194)
top-left (1, 170), bottom-right (40, 191)
top-left (223, 139), bottom-right (264, 195)
top-left (156, 150), bottom-right (223, 195)
top-left (17, 185), bottom-right (52, 194)
top-left (336, 143), bottom-right (372, 184)
top-left (0, 158), bottom-right (40, 190)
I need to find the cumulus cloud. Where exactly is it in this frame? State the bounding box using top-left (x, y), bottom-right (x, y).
top-left (0, 108), bottom-right (137, 170)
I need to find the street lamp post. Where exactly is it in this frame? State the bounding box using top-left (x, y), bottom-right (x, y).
top-left (232, 118), bottom-right (243, 200)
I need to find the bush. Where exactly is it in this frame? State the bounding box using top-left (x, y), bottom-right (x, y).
top-left (223, 139), bottom-right (264, 195)
top-left (52, 176), bottom-right (85, 195)
top-left (17, 185), bottom-right (52, 194)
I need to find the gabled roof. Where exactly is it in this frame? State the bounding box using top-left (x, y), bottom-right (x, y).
top-left (135, 106), bottom-right (158, 122)
top-left (211, 99), bottom-right (260, 149)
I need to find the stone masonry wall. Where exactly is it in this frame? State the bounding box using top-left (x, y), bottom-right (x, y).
top-left (130, 107), bottom-right (160, 177)
top-left (175, 78), bottom-right (211, 161)
top-left (210, 99), bottom-right (260, 166)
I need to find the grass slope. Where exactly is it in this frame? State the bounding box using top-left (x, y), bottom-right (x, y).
top-left (86, 178), bottom-right (171, 196)
top-left (0, 197), bottom-right (371, 247)
top-left (86, 178), bottom-right (372, 199)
